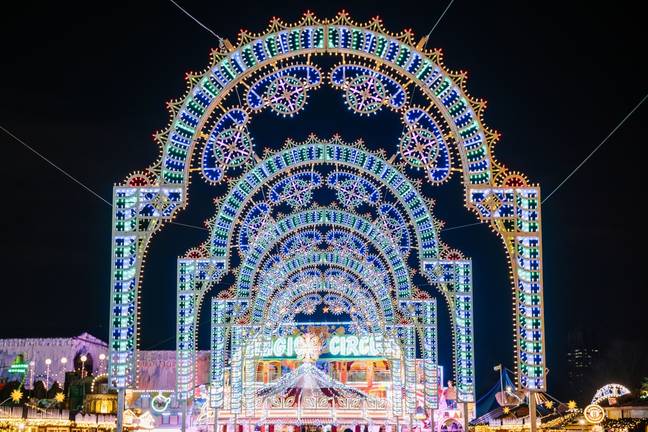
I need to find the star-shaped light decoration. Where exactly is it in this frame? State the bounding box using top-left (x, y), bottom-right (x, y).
top-left (567, 400), bottom-right (578, 410)
top-left (294, 333), bottom-right (321, 363)
top-left (54, 392), bottom-right (65, 403)
top-left (544, 400), bottom-right (554, 409)
top-left (503, 407), bottom-right (510, 414)
top-left (10, 389), bottom-right (23, 403)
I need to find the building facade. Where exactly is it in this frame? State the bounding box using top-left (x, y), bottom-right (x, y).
top-left (0, 332), bottom-right (108, 387)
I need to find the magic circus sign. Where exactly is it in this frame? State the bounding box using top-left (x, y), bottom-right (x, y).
top-left (262, 334), bottom-right (384, 359)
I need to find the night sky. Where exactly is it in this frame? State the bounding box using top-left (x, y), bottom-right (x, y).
top-left (2, 1), bottom-right (646, 403)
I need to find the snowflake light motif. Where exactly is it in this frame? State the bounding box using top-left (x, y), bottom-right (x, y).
top-left (323, 294), bottom-right (352, 315)
top-left (213, 126), bottom-right (253, 168)
top-left (279, 177), bottom-right (314, 208)
top-left (245, 213), bottom-right (276, 248)
top-left (280, 230), bottom-right (321, 256)
top-left (292, 294), bottom-right (323, 316)
top-left (399, 127), bottom-right (441, 169)
top-left (334, 179), bottom-right (371, 208)
top-left (343, 74), bottom-right (386, 115)
top-left (265, 75), bottom-right (308, 117)
top-left (376, 213), bottom-right (408, 253)
top-left (328, 231), bottom-right (367, 259)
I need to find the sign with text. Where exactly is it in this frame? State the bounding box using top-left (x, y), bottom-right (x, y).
top-left (262, 334), bottom-right (387, 359)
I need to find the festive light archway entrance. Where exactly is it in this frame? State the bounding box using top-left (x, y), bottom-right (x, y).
top-left (177, 137), bottom-right (471, 417)
top-left (108, 11), bottom-right (546, 430)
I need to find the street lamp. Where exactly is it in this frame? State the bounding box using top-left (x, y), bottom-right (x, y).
top-left (99, 353), bottom-right (106, 373)
top-left (59, 357), bottom-right (68, 382)
top-left (29, 361), bottom-right (35, 389)
top-left (80, 355), bottom-right (88, 378)
top-left (45, 358), bottom-right (52, 388)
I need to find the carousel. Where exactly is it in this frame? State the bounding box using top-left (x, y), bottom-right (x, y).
top-left (191, 327), bottom-right (470, 432)
top-left (253, 333), bottom-right (388, 428)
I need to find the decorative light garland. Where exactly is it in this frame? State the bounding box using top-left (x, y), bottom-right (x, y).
top-left (591, 383), bottom-right (631, 405)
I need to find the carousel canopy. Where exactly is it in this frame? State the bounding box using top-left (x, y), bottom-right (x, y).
top-left (257, 362), bottom-right (374, 405)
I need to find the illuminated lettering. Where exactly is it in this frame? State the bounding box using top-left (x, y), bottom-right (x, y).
top-left (346, 336), bottom-right (359, 356)
top-left (369, 336), bottom-right (379, 356)
top-left (273, 338), bottom-right (286, 357)
top-left (359, 336), bottom-right (370, 355)
top-left (265, 334), bottom-right (384, 358)
top-left (329, 335), bottom-right (342, 356)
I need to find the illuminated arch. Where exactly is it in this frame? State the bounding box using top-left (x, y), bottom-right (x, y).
top-left (591, 384), bottom-right (631, 405)
top-left (262, 275), bottom-right (385, 334)
top-left (174, 204), bottom-right (414, 354)
top-left (233, 207), bottom-right (414, 298)
top-left (251, 250), bottom-right (395, 323)
top-left (206, 137), bottom-right (440, 263)
top-left (156, 13), bottom-right (499, 188)
top-left (170, 137), bottom-right (477, 404)
top-left (108, 13), bottom-right (546, 404)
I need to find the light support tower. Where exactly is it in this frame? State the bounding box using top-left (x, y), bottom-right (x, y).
top-left (116, 388), bottom-right (125, 432)
top-left (529, 390), bottom-right (537, 432)
top-left (494, 364), bottom-right (504, 403)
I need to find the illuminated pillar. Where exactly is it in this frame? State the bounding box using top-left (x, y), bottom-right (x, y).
top-left (401, 299), bottom-right (438, 410)
top-left (453, 262), bottom-right (475, 403)
top-left (243, 330), bottom-right (258, 416)
top-left (177, 258), bottom-right (226, 405)
top-left (177, 259), bottom-right (198, 401)
top-left (182, 398), bottom-right (188, 432)
top-left (211, 299), bottom-right (247, 414)
top-left (422, 261), bottom-right (474, 403)
top-left (109, 186), bottom-right (183, 389)
top-left (211, 299), bottom-right (228, 410)
top-left (387, 327), bottom-right (404, 418)
top-left (468, 186), bottom-right (546, 391)
top-left (401, 326), bottom-right (417, 415)
top-left (230, 325), bottom-right (255, 414)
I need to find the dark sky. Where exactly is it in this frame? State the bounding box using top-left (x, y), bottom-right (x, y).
top-left (2, 1), bottom-right (646, 402)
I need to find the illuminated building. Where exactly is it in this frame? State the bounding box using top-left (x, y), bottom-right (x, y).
top-left (0, 333), bottom-right (108, 387)
top-left (566, 331), bottom-right (599, 399)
